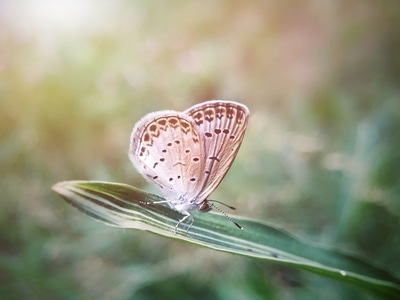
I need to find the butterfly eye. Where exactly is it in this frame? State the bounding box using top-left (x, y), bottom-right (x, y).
top-left (198, 201), bottom-right (212, 212)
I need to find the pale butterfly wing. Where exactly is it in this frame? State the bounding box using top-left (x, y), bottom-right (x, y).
top-left (129, 100), bottom-right (249, 219)
top-left (129, 111), bottom-right (207, 208)
top-left (184, 100), bottom-right (250, 202)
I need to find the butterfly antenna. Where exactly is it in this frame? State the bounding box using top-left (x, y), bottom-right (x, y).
top-left (208, 199), bottom-right (237, 210)
top-left (209, 202), bottom-right (243, 230)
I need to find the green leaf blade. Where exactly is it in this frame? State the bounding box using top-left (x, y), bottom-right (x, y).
top-left (52, 180), bottom-right (400, 298)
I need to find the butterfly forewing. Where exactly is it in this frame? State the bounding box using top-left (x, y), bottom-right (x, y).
top-left (129, 112), bottom-right (206, 201)
top-left (184, 101), bottom-right (250, 201)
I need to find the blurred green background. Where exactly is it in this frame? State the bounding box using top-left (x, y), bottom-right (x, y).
top-left (1, 1), bottom-right (399, 299)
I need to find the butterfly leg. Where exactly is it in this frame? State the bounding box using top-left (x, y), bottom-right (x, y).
top-left (139, 200), bottom-right (169, 205)
top-left (174, 211), bottom-right (194, 234)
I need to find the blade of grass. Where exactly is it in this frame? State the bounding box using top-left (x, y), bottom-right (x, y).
top-left (52, 180), bottom-right (400, 298)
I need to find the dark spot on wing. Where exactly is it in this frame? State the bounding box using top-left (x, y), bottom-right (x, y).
top-left (209, 156), bottom-right (220, 162)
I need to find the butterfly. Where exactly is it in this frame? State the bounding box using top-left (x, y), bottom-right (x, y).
top-left (129, 100), bottom-right (249, 231)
